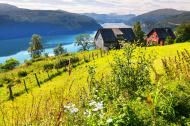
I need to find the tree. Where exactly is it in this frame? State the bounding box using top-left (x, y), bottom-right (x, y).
top-left (0, 63), bottom-right (2, 71)
top-left (28, 34), bottom-right (44, 58)
top-left (133, 22), bottom-right (145, 45)
top-left (1, 58), bottom-right (19, 70)
top-left (75, 34), bottom-right (93, 51)
top-left (54, 44), bottom-right (66, 56)
top-left (175, 23), bottom-right (190, 43)
top-left (165, 36), bottom-right (174, 45)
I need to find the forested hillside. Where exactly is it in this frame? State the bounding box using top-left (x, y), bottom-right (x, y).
top-left (128, 9), bottom-right (190, 32)
top-left (0, 4), bottom-right (101, 40)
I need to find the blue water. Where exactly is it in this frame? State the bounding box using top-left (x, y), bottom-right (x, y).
top-left (0, 31), bottom-right (96, 64)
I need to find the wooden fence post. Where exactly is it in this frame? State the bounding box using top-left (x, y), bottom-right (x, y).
top-left (46, 71), bottom-right (50, 80)
top-left (89, 54), bottom-right (91, 61)
top-left (78, 57), bottom-right (80, 65)
top-left (68, 59), bottom-right (72, 76)
top-left (100, 49), bottom-right (103, 57)
top-left (92, 52), bottom-right (94, 60)
top-left (23, 79), bottom-right (28, 93)
top-left (83, 55), bottom-right (85, 62)
top-left (8, 85), bottom-right (14, 100)
top-left (34, 73), bottom-right (40, 87)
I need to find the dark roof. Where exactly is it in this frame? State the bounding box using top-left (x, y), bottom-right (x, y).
top-left (147, 28), bottom-right (176, 39)
top-left (120, 28), bottom-right (136, 41)
top-left (95, 28), bottom-right (135, 42)
top-left (97, 29), bottom-right (117, 42)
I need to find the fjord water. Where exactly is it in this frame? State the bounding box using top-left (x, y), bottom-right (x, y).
top-left (0, 31), bottom-right (96, 63)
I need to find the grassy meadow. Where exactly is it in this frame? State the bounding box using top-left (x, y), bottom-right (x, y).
top-left (0, 42), bottom-right (190, 125)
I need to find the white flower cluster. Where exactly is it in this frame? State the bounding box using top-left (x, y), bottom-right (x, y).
top-left (64, 103), bottom-right (79, 114)
top-left (89, 100), bottom-right (104, 112)
top-left (106, 118), bottom-right (113, 124)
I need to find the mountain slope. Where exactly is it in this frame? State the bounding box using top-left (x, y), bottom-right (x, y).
top-left (0, 4), bottom-right (101, 40)
top-left (127, 9), bottom-right (185, 32)
top-left (129, 9), bottom-right (183, 23)
top-left (83, 13), bottom-right (135, 23)
top-left (155, 11), bottom-right (190, 28)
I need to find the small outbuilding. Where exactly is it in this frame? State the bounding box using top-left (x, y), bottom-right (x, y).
top-left (94, 28), bottom-right (136, 50)
top-left (146, 28), bottom-right (176, 46)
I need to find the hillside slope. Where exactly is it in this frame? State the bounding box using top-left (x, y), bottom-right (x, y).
top-left (155, 11), bottom-right (190, 28)
top-left (0, 42), bottom-right (190, 125)
top-left (127, 9), bottom-right (189, 32)
top-left (0, 4), bottom-right (101, 40)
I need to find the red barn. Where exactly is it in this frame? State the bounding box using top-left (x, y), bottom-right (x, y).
top-left (146, 28), bottom-right (176, 46)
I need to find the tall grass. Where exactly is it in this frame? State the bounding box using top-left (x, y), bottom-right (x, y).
top-left (1, 44), bottom-right (190, 125)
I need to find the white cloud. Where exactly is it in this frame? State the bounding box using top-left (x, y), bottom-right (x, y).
top-left (0, 0), bottom-right (189, 14)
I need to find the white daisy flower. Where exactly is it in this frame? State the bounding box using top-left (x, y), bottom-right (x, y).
top-left (106, 118), bottom-right (113, 124)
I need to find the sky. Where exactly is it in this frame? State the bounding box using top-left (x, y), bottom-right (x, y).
top-left (0, 0), bottom-right (190, 15)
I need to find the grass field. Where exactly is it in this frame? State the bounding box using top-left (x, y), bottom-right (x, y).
top-left (0, 42), bottom-right (190, 125)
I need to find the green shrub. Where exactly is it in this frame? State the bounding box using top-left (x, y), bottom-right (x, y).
top-left (175, 23), bottom-right (190, 42)
top-left (70, 56), bottom-right (80, 63)
top-left (162, 49), bottom-right (190, 80)
top-left (24, 60), bottom-right (32, 66)
top-left (32, 57), bottom-right (44, 62)
top-left (165, 36), bottom-right (174, 45)
top-left (54, 59), bottom-right (69, 69)
top-left (84, 56), bottom-right (90, 63)
top-left (44, 53), bottom-right (49, 58)
top-left (0, 83), bottom-right (3, 87)
top-left (1, 58), bottom-right (19, 70)
top-left (111, 44), bottom-right (153, 98)
top-left (43, 63), bottom-right (54, 71)
top-left (0, 76), bottom-right (12, 85)
top-left (18, 71), bottom-right (28, 78)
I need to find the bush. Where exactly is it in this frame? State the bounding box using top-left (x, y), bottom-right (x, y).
top-left (161, 49), bottom-right (190, 80)
top-left (0, 63), bottom-right (3, 72)
top-left (70, 56), bottom-right (80, 63)
top-left (165, 36), bottom-right (174, 45)
top-left (0, 76), bottom-right (12, 85)
top-left (43, 63), bottom-right (54, 71)
top-left (24, 60), bottom-right (32, 66)
top-left (175, 23), bottom-right (190, 42)
top-left (84, 56), bottom-right (90, 63)
top-left (18, 71), bottom-right (28, 78)
top-left (1, 58), bottom-right (19, 70)
top-left (54, 59), bottom-right (69, 69)
top-left (0, 83), bottom-right (3, 87)
top-left (154, 81), bottom-right (190, 125)
top-left (31, 57), bottom-right (44, 62)
top-left (111, 44), bottom-right (153, 97)
top-left (44, 53), bottom-right (49, 58)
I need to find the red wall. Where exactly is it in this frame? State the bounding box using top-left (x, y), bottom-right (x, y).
top-left (146, 32), bottom-right (160, 46)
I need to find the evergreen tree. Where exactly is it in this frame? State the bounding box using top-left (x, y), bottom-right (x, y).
top-left (28, 34), bottom-right (43, 58)
top-left (133, 22), bottom-right (145, 45)
top-left (175, 23), bottom-right (190, 42)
